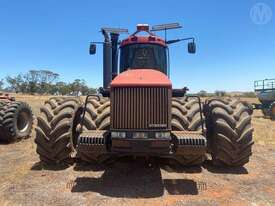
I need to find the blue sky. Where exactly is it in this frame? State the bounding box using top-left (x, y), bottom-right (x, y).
top-left (0, 0), bottom-right (274, 92)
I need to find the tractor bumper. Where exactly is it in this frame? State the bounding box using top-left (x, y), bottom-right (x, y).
top-left (172, 131), bottom-right (207, 155)
top-left (77, 130), bottom-right (207, 158)
top-left (76, 130), bottom-right (108, 157)
top-left (111, 138), bottom-right (171, 154)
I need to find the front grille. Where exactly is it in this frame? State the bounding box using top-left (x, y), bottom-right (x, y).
top-left (111, 87), bottom-right (171, 130)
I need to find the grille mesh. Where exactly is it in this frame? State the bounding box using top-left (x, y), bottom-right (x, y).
top-left (111, 87), bottom-right (171, 130)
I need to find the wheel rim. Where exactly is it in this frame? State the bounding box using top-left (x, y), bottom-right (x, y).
top-left (17, 111), bottom-right (31, 133)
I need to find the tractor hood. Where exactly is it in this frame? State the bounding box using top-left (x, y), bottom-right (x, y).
top-left (110, 69), bottom-right (172, 88)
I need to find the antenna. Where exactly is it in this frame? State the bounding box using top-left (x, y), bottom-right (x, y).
top-left (151, 23), bottom-right (182, 31)
top-left (151, 23), bottom-right (183, 41)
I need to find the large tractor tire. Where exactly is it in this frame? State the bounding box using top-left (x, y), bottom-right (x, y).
top-left (0, 101), bottom-right (6, 137)
top-left (35, 97), bottom-right (82, 165)
top-left (73, 97), bottom-right (110, 163)
top-left (80, 97), bottom-right (110, 131)
top-left (0, 101), bottom-right (5, 123)
top-left (0, 101), bottom-right (33, 142)
top-left (204, 98), bottom-right (254, 167)
top-left (171, 96), bottom-right (206, 165)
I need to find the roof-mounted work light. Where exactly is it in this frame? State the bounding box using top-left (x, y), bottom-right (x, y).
top-left (136, 24), bottom-right (150, 32)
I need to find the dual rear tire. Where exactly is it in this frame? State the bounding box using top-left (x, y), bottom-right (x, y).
top-left (73, 97), bottom-right (110, 163)
top-left (171, 97), bottom-right (206, 165)
top-left (35, 97), bottom-right (110, 165)
top-left (204, 98), bottom-right (254, 166)
top-left (35, 97), bottom-right (81, 164)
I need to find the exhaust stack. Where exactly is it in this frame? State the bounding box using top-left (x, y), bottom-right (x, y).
top-left (110, 33), bottom-right (119, 79)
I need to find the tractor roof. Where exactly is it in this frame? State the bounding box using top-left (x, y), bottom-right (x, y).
top-left (120, 24), bottom-right (166, 47)
top-left (120, 35), bottom-right (166, 47)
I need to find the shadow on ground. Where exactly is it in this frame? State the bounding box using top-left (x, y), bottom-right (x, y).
top-left (31, 161), bottom-right (71, 171)
top-left (202, 160), bottom-right (248, 174)
top-left (71, 158), bottom-right (199, 197)
top-left (0, 139), bottom-right (17, 145)
top-left (30, 156), bottom-right (249, 198)
top-left (30, 156), bottom-right (248, 175)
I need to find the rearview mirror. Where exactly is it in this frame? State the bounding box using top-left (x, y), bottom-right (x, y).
top-left (89, 44), bottom-right (96, 55)
top-left (188, 42), bottom-right (196, 54)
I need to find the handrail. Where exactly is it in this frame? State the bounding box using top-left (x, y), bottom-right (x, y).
top-left (254, 79), bottom-right (275, 91)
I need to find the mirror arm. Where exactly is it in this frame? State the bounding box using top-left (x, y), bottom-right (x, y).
top-left (166, 37), bottom-right (195, 45)
top-left (166, 39), bottom-right (181, 44)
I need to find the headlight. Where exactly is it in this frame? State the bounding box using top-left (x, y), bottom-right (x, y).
top-left (111, 132), bottom-right (126, 138)
top-left (133, 132), bottom-right (148, 139)
top-left (155, 132), bottom-right (170, 139)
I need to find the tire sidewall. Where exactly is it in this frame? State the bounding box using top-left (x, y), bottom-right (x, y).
top-left (270, 102), bottom-right (275, 120)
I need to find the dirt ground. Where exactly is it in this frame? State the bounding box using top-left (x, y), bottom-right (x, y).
top-left (0, 96), bottom-right (275, 206)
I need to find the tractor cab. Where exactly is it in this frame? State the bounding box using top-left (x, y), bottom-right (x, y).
top-left (89, 23), bottom-right (196, 89)
top-left (120, 38), bottom-right (168, 74)
top-left (119, 25), bottom-right (168, 74)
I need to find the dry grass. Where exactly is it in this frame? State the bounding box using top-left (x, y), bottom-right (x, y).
top-left (252, 110), bottom-right (275, 145)
top-left (13, 94), bottom-right (55, 116)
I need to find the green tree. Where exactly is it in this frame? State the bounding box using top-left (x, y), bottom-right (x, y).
top-left (69, 79), bottom-right (92, 96)
top-left (6, 70), bottom-right (59, 94)
top-left (215, 90), bottom-right (227, 97)
top-left (5, 70), bottom-right (96, 95)
top-left (6, 74), bottom-right (26, 93)
top-left (25, 70), bottom-right (59, 94)
top-left (198, 90), bottom-right (208, 97)
top-left (54, 82), bottom-right (71, 95)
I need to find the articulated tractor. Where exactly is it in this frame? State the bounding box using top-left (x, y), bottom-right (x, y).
top-left (35, 23), bottom-right (254, 167)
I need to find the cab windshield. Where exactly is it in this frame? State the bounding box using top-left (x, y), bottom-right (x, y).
top-left (120, 44), bottom-right (167, 74)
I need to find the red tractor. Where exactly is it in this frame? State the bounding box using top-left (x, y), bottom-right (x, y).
top-left (0, 93), bottom-right (33, 142)
top-left (35, 23), bottom-right (253, 167)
